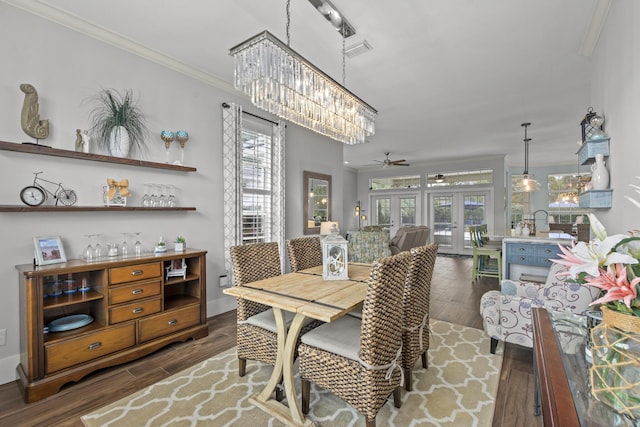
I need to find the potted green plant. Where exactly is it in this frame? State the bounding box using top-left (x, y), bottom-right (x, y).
top-left (175, 236), bottom-right (186, 252)
top-left (88, 88), bottom-right (149, 158)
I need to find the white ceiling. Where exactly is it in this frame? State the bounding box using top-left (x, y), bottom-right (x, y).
top-left (6, 0), bottom-right (607, 170)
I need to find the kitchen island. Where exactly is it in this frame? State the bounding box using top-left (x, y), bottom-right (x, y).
top-left (502, 234), bottom-right (574, 281)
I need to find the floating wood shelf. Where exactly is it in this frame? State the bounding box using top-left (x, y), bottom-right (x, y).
top-left (0, 205), bottom-right (196, 212)
top-left (0, 140), bottom-right (196, 172)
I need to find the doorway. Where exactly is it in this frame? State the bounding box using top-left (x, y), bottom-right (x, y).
top-left (370, 193), bottom-right (420, 237)
top-left (429, 190), bottom-right (493, 255)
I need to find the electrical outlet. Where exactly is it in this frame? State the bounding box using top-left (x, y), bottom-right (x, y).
top-left (218, 274), bottom-right (231, 288)
top-left (0, 329), bottom-right (6, 346)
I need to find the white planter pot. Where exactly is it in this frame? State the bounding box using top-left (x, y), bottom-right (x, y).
top-left (109, 126), bottom-right (130, 158)
top-left (175, 242), bottom-right (185, 252)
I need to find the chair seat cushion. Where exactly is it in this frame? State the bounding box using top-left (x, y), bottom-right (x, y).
top-left (300, 315), bottom-right (361, 361)
top-left (245, 308), bottom-right (313, 332)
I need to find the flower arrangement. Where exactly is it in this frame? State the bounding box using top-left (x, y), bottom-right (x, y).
top-left (553, 213), bottom-right (640, 317)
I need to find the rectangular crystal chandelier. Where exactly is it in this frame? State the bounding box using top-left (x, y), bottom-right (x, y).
top-left (229, 31), bottom-right (377, 145)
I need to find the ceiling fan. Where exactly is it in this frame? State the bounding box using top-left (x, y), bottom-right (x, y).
top-left (373, 152), bottom-right (410, 168)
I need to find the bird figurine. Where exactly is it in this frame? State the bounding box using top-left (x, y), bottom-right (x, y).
top-left (20, 83), bottom-right (49, 141)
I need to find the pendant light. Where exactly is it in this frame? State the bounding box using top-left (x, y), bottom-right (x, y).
top-left (512, 122), bottom-right (540, 192)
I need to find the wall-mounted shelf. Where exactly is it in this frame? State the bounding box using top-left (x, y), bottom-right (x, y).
top-left (577, 138), bottom-right (610, 165)
top-left (0, 205), bottom-right (196, 212)
top-left (0, 140), bottom-right (196, 172)
top-left (579, 190), bottom-right (612, 209)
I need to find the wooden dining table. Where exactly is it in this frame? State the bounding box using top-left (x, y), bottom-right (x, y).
top-left (223, 262), bottom-right (372, 426)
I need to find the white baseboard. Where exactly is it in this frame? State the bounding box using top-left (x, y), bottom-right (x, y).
top-left (0, 354), bottom-right (19, 386)
top-left (207, 297), bottom-right (236, 318)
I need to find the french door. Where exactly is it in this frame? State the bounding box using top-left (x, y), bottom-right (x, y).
top-left (371, 193), bottom-right (420, 237)
top-left (429, 190), bottom-right (492, 255)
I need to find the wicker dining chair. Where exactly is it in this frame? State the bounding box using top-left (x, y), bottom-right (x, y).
top-left (230, 242), bottom-right (322, 383)
top-left (286, 236), bottom-right (322, 271)
top-left (400, 243), bottom-right (438, 391)
top-left (298, 251), bottom-right (411, 427)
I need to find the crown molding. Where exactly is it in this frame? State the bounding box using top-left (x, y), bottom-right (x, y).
top-left (580, 0), bottom-right (612, 57)
top-left (1, 0), bottom-right (237, 94)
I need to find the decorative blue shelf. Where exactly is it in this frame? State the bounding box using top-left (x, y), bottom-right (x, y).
top-left (579, 190), bottom-right (612, 209)
top-left (577, 138), bottom-right (610, 165)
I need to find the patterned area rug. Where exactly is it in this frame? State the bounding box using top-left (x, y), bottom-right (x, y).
top-left (81, 320), bottom-right (503, 427)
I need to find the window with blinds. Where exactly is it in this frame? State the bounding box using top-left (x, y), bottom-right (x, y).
top-left (241, 122), bottom-right (272, 244)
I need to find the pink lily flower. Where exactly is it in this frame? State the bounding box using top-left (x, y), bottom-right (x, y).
top-left (586, 264), bottom-right (640, 309)
top-left (552, 235), bottom-right (638, 279)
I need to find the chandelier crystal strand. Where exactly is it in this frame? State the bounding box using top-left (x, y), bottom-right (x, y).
top-left (230, 31), bottom-right (376, 145)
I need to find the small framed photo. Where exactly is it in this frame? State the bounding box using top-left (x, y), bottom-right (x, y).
top-left (33, 236), bottom-right (67, 266)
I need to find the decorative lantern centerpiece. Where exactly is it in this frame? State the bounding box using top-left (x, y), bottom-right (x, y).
top-left (580, 107), bottom-right (607, 142)
top-left (321, 223), bottom-right (349, 280)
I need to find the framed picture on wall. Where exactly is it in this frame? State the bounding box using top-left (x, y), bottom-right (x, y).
top-left (33, 236), bottom-right (67, 266)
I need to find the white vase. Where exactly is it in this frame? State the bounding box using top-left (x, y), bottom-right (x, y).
top-left (109, 126), bottom-right (130, 158)
top-left (590, 153), bottom-right (609, 190)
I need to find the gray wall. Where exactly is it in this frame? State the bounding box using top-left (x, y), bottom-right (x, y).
top-left (0, 4), bottom-right (343, 384)
top-left (589, 0), bottom-right (640, 233)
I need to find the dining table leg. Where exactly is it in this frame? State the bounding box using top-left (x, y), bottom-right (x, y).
top-left (249, 309), bottom-right (314, 427)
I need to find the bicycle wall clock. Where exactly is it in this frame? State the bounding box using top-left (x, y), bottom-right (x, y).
top-left (20, 172), bottom-right (77, 206)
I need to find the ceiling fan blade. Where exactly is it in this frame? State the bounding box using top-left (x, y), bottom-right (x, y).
top-left (394, 163), bottom-right (410, 166)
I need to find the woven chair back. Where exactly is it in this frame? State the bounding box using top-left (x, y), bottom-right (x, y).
top-left (401, 243), bottom-right (438, 367)
top-left (230, 242), bottom-right (282, 321)
top-left (286, 236), bottom-right (322, 271)
top-left (359, 251), bottom-right (411, 367)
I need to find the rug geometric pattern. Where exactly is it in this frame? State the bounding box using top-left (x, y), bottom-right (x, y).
top-left (81, 320), bottom-right (503, 427)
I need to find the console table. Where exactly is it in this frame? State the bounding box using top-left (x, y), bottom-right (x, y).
top-left (502, 236), bottom-right (573, 280)
top-left (532, 308), bottom-right (638, 426)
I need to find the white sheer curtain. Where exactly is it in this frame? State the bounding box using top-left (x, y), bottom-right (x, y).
top-left (221, 102), bottom-right (286, 277)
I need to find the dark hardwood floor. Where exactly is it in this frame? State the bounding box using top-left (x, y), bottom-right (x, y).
top-left (0, 255), bottom-right (541, 426)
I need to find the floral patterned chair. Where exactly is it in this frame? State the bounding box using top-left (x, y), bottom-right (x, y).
top-left (480, 263), bottom-right (600, 353)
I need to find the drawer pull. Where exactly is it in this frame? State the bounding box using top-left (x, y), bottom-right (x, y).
top-left (544, 249), bottom-right (553, 254)
top-left (519, 256), bottom-right (526, 261)
top-left (131, 270), bottom-right (144, 276)
top-left (132, 288), bottom-right (144, 295)
top-left (518, 247), bottom-right (525, 252)
top-left (168, 319), bottom-right (178, 326)
top-left (132, 307), bottom-right (144, 314)
top-left (88, 342), bottom-right (102, 350)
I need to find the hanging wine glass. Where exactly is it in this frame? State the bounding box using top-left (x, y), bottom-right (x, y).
top-left (176, 130), bottom-right (189, 165)
top-left (134, 232), bottom-right (143, 256)
top-left (83, 234), bottom-right (94, 260)
top-left (160, 131), bottom-right (175, 164)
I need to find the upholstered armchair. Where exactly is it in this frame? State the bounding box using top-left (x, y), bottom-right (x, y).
top-left (480, 263), bottom-right (600, 353)
top-left (389, 226), bottom-right (430, 255)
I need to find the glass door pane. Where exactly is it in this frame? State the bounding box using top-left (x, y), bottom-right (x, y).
top-left (431, 194), bottom-right (454, 250)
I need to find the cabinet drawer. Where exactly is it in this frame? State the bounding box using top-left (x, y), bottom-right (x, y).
top-left (508, 254), bottom-right (537, 266)
top-left (506, 243), bottom-right (535, 256)
top-left (109, 262), bottom-right (162, 285)
top-left (534, 245), bottom-right (559, 259)
top-left (109, 297), bottom-right (161, 324)
top-left (45, 323), bottom-right (135, 374)
top-left (139, 304), bottom-right (201, 342)
top-left (109, 280), bottom-right (161, 304)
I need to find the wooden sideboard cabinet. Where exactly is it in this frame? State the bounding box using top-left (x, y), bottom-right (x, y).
top-left (16, 249), bottom-right (208, 402)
